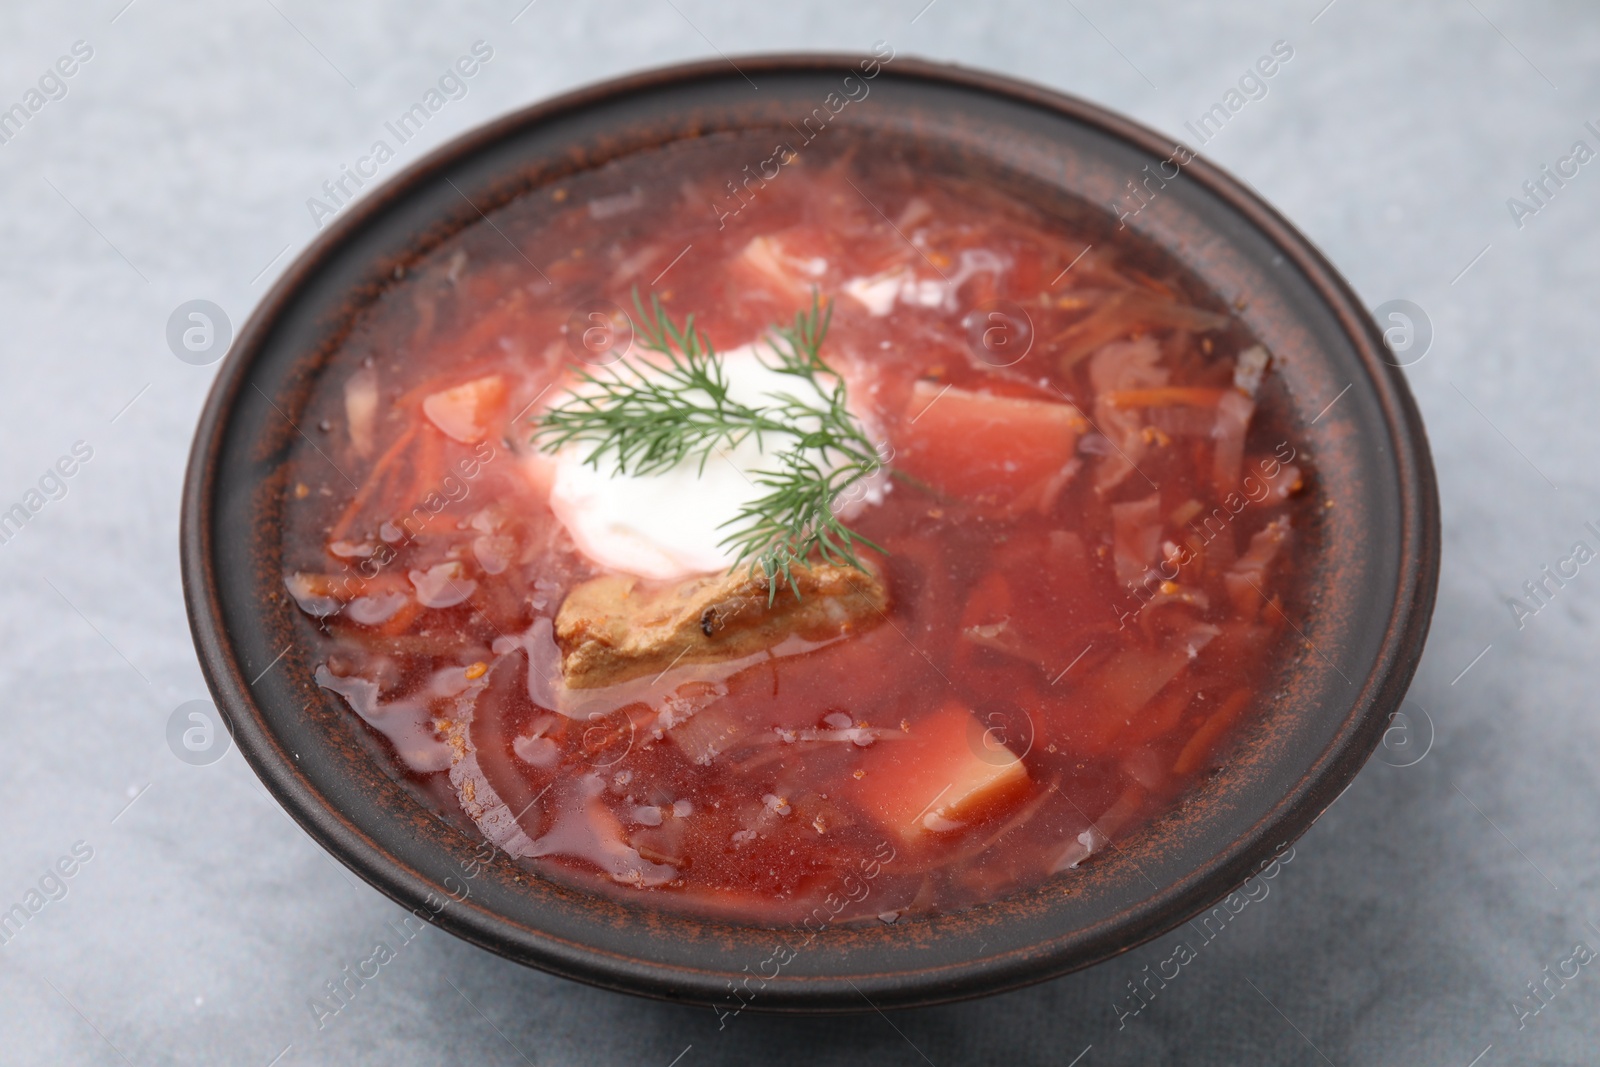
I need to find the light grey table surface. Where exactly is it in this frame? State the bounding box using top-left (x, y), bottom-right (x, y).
top-left (1, 1), bottom-right (1596, 1064)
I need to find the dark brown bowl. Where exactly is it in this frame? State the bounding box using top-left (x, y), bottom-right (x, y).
top-left (180, 54), bottom-right (1439, 1012)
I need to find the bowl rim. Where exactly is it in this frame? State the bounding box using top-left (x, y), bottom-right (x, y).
top-left (181, 51), bottom-right (1440, 1011)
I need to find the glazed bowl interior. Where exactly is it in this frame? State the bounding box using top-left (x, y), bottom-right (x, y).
top-left (182, 55), bottom-right (1437, 1011)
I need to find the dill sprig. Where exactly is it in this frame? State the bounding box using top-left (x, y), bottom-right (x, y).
top-left (533, 289), bottom-right (885, 598)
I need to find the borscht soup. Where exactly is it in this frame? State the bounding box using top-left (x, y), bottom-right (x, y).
top-left (280, 133), bottom-right (1313, 924)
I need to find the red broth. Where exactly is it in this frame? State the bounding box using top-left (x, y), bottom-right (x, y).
top-left (280, 135), bottom-right (1313, 924)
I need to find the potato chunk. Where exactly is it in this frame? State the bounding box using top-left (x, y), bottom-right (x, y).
top-left (847, 702), bottom-right (1030, 842)
top-left (554, 561), bottom-right (888, 689)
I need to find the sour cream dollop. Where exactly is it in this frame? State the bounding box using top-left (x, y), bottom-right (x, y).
top-left (546, 342), bottom-right (886, 580)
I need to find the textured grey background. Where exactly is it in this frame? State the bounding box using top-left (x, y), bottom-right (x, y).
top-left (0, 1), bottom-right (1595, 1064)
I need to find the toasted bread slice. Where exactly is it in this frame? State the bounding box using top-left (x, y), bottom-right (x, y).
top-left (555, 561), bottom-right (888, 688)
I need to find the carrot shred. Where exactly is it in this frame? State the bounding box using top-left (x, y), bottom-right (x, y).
top-left (1102, 387), bottom-right (1228, 409)
top-left (371, 597), bottom-right (424, 636)
top-left (1052, 290), bottom-right (1232, 370)
top-left (1172, 689), bottom-right (1253, 776)
top-left (328, 423), bottom-right (418, 542)
top-left (405, 424), bottom-right (444, 503)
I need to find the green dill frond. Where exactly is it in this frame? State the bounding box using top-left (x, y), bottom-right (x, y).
top-left (532, 288), bottom-right (884, 600)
